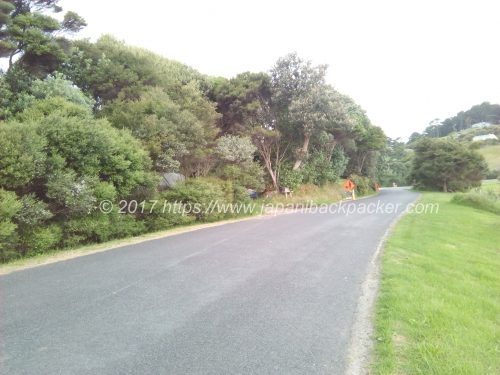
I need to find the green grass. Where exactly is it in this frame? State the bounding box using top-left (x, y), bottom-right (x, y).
top-left (263, 182), bottom-right (345, 206)
top-left (481, 179), bottom-right (500, 194)
top-left (372, 192), bottom-right (500, 374)
top-left (478, 144), bottom-right (500, 171)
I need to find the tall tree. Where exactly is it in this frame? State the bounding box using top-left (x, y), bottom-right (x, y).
top-left (0, 0), bottom-right (85, 74)
top-left (376, 138), bottom-right (413, 186)
top-left (270, 53), bottom-right (328, 170)
top-left (209, 72), bottom-right (273, 135)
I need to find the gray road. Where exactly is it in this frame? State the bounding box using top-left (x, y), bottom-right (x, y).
top-left (1, 188), bottom-right (417, 375)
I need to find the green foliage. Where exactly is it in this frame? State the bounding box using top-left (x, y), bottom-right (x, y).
top-left (347, 123), bottom-right (386, 177)
top-left (331, 146), bottom-right (349, 180)
top-left (14, 194), bottom-right (56, 256)
top-left (141, 196), bottom-right (195, 232)
top-left (16, 96), bottom-right (93, 121)
top-left (38, 110), bottom-right (155, 197)
top-left (163, 177), bottom-right (235, 221)
top-left (451, 190), bottom-right (500, 215)
top-left (270, 53), bottom-right (330, 169)
top-left (103, 85), bottom-right (217, 176)
top-left (61, 211), bottom-right (146, 248)
top-left (209, 72), bottom-right (272, 135)
top-left (0, 120), bottom-right (46, 191)
top-left (46, 171), bottom-right (97, 217)
top-left (29, 73), bottom-right (94, 108)
top-left (0, 189), bottom-right (22, 261)
top-left (0, 0), bottom-right (86, 76)
top-left (302, 150), bottom-right (344, 186)
top-left (214, 135), bottom-right (264, 190)
top-left (278, 166), bottom-right (303, 190)
top-left (17, 224), bottom-right (62, 256)
top-left (349, 174), bottom-right (375, 196)
top-left (215, 135), bottom-right (256, 163)
top-left (412, 138), bottom-right (488, 192)
top-left (15, 194), bottom-right (53, 226)
top-left (376, 138), bottom-right (413, 186)
top-left (0, 43), bottom-right (387, 261)
top-left (423, 102), bottom-right (500, 138)
top-left (65, 35), bottom-right (210, 105)
top-left (0, 98), bottom-right (157, 259)
top-left (216, 162), bottom-right (264, 191)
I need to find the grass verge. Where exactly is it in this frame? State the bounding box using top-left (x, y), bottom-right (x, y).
top-left (478, 144), bottom-right (500, 171)
top-left (372, 192), bottom-right (500, 374)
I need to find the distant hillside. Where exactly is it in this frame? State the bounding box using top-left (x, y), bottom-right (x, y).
top-left (423, 102), bottom-right (500, 138)
top-left (478, 144), bottom-right (500, 172)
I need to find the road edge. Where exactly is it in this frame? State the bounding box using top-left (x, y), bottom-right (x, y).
top-left (344, 193), bottom-right (420, 375)
top-left (0, 215), bottom-right (262, 275)
top-left (1, 192), bottom-right (381, 276)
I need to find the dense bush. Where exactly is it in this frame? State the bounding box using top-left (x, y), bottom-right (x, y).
top-left (411, 138), bottom-right (487, 192)
top-left (302, 152), bottom-right (335, 185)
top-left (0, 189), bottom-right (22, 262)
top-left (163, 177), bottom-right (238, 221)
top-left (349, 174), bottom-right (376, 196)
top-left (278, 166), bottom-right (303, 190)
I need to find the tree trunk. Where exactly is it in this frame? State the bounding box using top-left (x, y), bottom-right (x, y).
top-left (293, 133), bottom-right (311, 170)
top-left (263, 157), bottom-right (278, 190)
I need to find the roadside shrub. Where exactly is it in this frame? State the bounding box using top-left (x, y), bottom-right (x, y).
top-left (17, 224), bottom-right (62, 256)
top-left (140, 196), bottom-right (195, 232)
top-left (0, 189), bottom-right (22, 262)
top-left (349, 174), bottom-right (375, 196)
top-left (302, 149), bottom-right (347, 186)
top-left (278, 166), bottom-right (303, 190)
top-left (451, 190), bottom-right (500, 215)
top-left (163, 177), bottom-right (229, 221)
top-left (61, 211), bottom-right (146, 248)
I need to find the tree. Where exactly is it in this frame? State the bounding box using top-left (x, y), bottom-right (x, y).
top-left (251, 127), bottom-right (285, 190)
top-left (418, 102), bottom-right (500, 139)
top-left (349, 124), bottom-right (386, 176)
top-left (209, 72), bottom-right (272, 135)
top-left (103, 86), bottom-right (218, 176)
top-left (270, 53), bottom-right (328, 170)
top-left (64, 35), bottom-right (208, 106)
top-left (214, 135), bottom-right (264, 190)
top-left (411, 138), bottom-right (487, 192)
top-left (0, 188), bottom-right (22, 261)
top-left (376, 138), bottom-right (413, 186)
top-left (0, 0), bottom-right (86, 74)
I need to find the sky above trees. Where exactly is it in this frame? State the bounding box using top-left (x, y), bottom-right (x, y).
top-left (50, 0), bottom-right (499, 140)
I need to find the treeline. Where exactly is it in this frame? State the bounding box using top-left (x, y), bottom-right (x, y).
top-left (0, 1), bottom-right (388, 261)
top-left (411, 102), bottom-right (500, 140)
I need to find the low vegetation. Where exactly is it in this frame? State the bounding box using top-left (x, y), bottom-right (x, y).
top-left (478, 144), bottom-right (500, 173)
top-left (452, 190), bottom-right (500, 215)
top-left (372, 192), bottom-right (500, 374)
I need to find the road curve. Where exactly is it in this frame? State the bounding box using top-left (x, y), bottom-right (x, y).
top-left (1, 188), bottom-right (418, 375)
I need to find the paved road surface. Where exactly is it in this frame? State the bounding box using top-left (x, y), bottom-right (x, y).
top-left (1, 188), bottom-right (417, 375)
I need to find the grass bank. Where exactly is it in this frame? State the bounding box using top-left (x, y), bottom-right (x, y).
top-left (372, 192), bottom-right (500, 374)
top-left (478, 144), bottom-right (500, 171)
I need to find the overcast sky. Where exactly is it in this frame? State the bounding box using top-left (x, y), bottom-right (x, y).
top-left (59, 0), bottom-right (500, 140)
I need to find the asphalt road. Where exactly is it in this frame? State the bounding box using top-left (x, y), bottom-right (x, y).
top-left (1, 188), bottom-right (418, 375)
